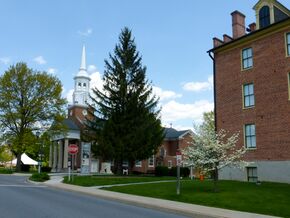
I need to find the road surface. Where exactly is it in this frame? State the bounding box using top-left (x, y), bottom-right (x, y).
top-left (0, 175), bottom-right (189, 218)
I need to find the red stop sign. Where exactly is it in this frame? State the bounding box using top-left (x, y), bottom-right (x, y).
top-left (68, 144), bottom-right (78, 154)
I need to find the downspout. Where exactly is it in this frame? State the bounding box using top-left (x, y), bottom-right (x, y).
top-left (207, 51), bottom-right (217, 132)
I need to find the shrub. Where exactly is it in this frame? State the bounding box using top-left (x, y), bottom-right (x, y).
top-left (41, 166), bottom-right (52, 172)
top-left (155, 166), bottom-right (169, 176)
top-left (0, 168), bottom-right (13, 174)
top-left (180, 167), bottom-right (190, 177)
top-left (169, 167), bottom-right (190, 177)
top-left (30, 172), bottom-right (50, 182)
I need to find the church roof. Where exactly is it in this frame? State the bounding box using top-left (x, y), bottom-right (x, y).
top-left (63, 118), bottom-right (80, 131)
top-left (75, 45), bottom-right (90, 78)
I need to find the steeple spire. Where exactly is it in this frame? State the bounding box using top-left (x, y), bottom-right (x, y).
top-left (80, 45), bottom-right (86, 70)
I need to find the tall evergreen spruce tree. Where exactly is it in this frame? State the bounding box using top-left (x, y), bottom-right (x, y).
top-left (88, 27), bottom-right (164, 174)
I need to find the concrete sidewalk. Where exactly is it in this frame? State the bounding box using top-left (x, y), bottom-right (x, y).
top-left (43, 176), bottom-right (279, 218)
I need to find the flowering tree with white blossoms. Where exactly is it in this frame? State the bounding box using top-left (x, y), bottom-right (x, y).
top-left (182, 111), bottom-right (247, 191)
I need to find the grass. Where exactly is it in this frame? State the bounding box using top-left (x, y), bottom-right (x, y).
top-left (29, 172), bottom-right (50, 182)
top-left (103, 180), bottom-right (290, 217)
top-left (63, 175), bottom-right (175, 187)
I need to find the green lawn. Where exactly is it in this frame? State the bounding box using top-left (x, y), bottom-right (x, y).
top-left (63, 175), bottom-right (175, 187)
top-left (104, 180), bottom-right (290, 217)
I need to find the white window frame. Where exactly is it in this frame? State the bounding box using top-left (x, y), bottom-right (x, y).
top-left (122, 160), bottom-right (128, 167)
top-left (148, 155), bottom-right (154, 167)
top-left (135, 160), bottom-right (142, 167)
top-left (168, 160), bottom-right (172, 168)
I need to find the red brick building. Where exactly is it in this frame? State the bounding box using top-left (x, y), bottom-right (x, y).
top-left (209, 0), bottom-right (290, 183)
top-left (132, 127), bottom-right (193, 173)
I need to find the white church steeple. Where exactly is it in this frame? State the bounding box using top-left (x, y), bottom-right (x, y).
top-left (73, 45), bottom-right (91, 106)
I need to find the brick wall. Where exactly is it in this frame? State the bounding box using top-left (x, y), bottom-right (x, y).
top-left (215, 27), bottom-right (290, 161)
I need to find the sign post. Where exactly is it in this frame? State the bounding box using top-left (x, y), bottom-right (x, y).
top-left (68, 144), bottom-right (78, 182)
top-left (176, 151), bottom-right (182, 195)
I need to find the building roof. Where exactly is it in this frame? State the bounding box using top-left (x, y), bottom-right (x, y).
top-left (164, 128), bottom-right (192, 140)
top-left (75, 45), bottom-right (90, 79)
top-left (208, 16), bottom-right (290, 53)
top-left (63, 118), bottom-right (80, 131)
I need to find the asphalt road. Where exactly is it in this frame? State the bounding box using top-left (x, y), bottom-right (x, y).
top-left (0, 175), bottom-right (189, 218)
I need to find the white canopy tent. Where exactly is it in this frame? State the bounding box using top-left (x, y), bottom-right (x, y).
top-left (11, 153), bottom-right (38, 166)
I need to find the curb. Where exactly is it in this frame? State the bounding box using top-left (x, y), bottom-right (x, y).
top-left (45, 182), bottom-right (279, 218)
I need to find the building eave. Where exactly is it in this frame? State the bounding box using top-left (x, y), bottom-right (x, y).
top-left (208, 17), bottom-right (290, 54)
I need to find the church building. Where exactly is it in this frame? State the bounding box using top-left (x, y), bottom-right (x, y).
top-left (49, 46), bottom-right (99, 173)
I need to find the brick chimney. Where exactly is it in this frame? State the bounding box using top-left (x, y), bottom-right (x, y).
top-left (231, 10), bottom-right (246, 39)
top-left (248, 22), bottom-right (256, 32)
top-left (213, 37), bottom-right (223, 48)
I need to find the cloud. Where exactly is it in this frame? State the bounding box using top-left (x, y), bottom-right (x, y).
top-left (47, 68), bottom-right (57, 74)
top-left (90, 71), bottom-right (103, 91)
top-left (153, 86), bottom-right (182, 101)
top-left (33, 56), bottom-right (47, 65)
top-left (88, 64), bottom-right (97, 73)
top-left (78, 28), bottom-right (93, 37)
top-left (66, 89), bottom-right (74, 104)
top-left (183, 75), bottom-right (213, 92)
top-left (0, 57), bottom-right (10, 65)
top-left (161, 100), bottom-right (214, 123)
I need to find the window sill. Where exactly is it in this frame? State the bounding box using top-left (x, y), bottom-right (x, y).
top-left (241, 66), bottom-right (253, 72)
top-left (243, 106), bottom-right (255, 110)
top-left (246, 147), bottom-right (257, 150)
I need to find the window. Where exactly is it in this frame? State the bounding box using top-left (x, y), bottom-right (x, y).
top-left (122, 160), bottom-right (128, 167)
top-left (243, 83), bottom-right (255, 108)
top-left (286, 33), bottom-right (290, 56)
top-left (245, 124), bottom-right (256, 148)
top-left (242, 48), bottom-right (253, 69)
top-left (148, 155), bottom-right (154, 167)
top-left (159, 147), bottom-right (166, 157)
top-left (247, 167), bottom-right (258, 182)
top-left (288, 73), bottom-right (290, 100)
top-left (83, 83), bottom-right (86, 87)
top-left (168, 160), bottom-right (172, 168)
top-left (259, 6), bottom-right (270, 28)
top-left (135, 160), bottom-right (142, 167)
top-left (78, 82), bottom-right (82, 87)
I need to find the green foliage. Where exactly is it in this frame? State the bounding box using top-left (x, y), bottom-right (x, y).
top-left (168, 167), bottom-right (190, 177)
top-left (105, 180), bottom-right (290, 218)
top-left (0, 63), bottom-right (66, 171)
top-left (41, 166), bottom-right (52, 172)
top-left (30, 172), bottom-right (50, 182)
top-left (155, 166), bottom-right (169, 176)
top-left (87, 27), bottom-right (164, 173)
top-left (0, 167), bottom-right (13, 174)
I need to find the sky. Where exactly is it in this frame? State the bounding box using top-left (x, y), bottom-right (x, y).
top-left (0, 0), bottom-right (289, 130)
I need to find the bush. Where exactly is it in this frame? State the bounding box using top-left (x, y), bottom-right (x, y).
top-left (0, 168), bottom-right (13, 174)
top-left (41, 166), bottom-right (52, 172)
top-left (169, 167), bottom-right (190, 177)
top-left (30, 172), bottom-right (50, 182)
top-left (180, 167), bottom-right (190, 177)
top-left (155, 166), bottom-right (169, 176)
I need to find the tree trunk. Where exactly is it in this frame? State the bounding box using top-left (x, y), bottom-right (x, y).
top-left (213, 166), bottom-right (219, 192)
top-left (115, 160), bottom-right (123, 175)
top-left (16, 153), bottom-right (22, 172)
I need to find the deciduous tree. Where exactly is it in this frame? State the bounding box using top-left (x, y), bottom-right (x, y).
top-left (0, 63), bottom-right (66, 171)
top-left (183, 111), bottom-right (246, 191)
